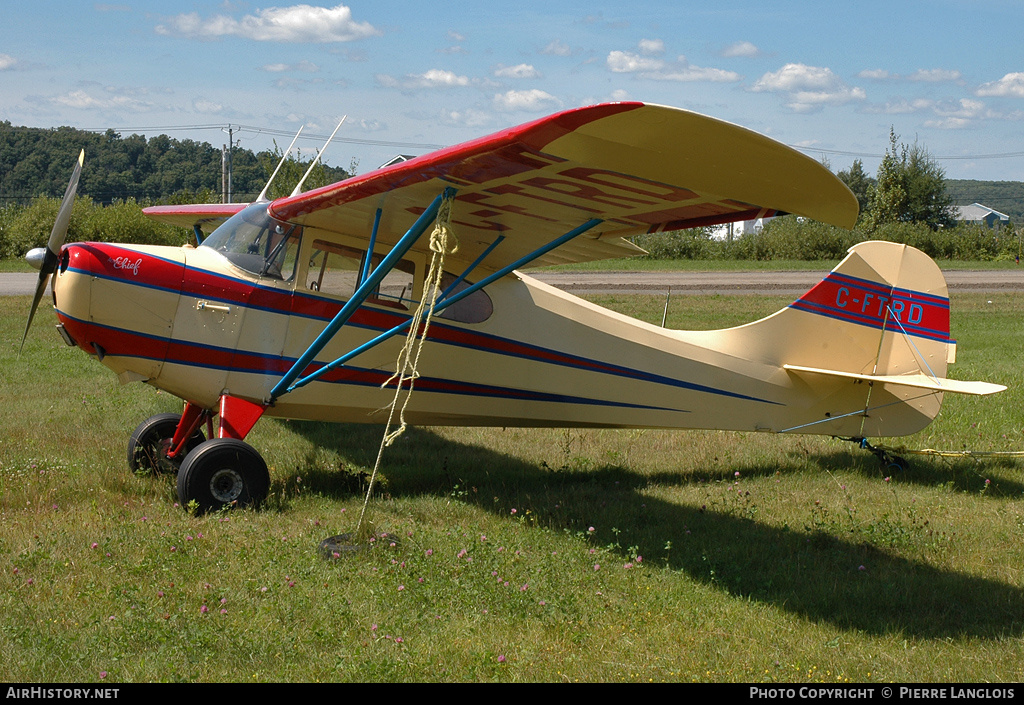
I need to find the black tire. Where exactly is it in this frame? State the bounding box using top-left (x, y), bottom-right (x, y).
top-left (176, 438), bottom-right (270, 514)
top-left (128, 413), bottom-right (206, 476)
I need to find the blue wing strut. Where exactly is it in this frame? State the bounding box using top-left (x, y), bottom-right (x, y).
top-left (267, 187), bottom-right (603, 404)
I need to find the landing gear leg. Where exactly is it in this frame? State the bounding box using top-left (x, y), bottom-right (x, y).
top-left (127, 412), bottom-right (206, 475)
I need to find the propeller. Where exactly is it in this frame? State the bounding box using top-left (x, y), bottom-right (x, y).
top-left (21, 149), bottom-right (84, 353)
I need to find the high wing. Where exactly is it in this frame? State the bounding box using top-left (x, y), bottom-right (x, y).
top-left (142, 102), bottom-right (858, 269)
top-left (266, 102), bottom-right (858, 269)
top-left (143, 202), bottom-right (248, 236)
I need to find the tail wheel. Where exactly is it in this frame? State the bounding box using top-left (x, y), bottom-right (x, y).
top-left (176, 438), bottom-right (270, 514)
top-left (128, 413), bottom-right (206, 476)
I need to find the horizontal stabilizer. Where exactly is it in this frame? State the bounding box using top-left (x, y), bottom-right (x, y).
top-left (784, 364), bottom-right (1006, 396)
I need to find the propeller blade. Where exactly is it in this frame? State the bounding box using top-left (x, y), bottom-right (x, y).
top-left (21, 150), bottom-right (84, 352)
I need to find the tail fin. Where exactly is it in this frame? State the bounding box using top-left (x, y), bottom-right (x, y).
top-left (781, 241), bottom-right (1003, 436)
top-left (708, 241), bottom-right (1003, 437)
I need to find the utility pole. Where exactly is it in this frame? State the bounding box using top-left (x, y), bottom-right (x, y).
top-left (222, 125), bottom-right (236, 203)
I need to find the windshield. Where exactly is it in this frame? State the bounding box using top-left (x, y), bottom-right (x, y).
top-left (201, 202), bottom-right (302, 280)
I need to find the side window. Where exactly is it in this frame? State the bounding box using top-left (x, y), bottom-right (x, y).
top-left (435, 272), bottom-right (493, 324)
top-left (307, 240), bottom-right (415, 310)
top-left (263, 225), bottom-right (301, 281)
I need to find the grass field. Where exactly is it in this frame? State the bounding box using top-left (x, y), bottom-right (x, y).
top-left (2, 290), bottom-right (1023, 683)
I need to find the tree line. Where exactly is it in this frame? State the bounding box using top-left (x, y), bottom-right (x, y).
top-left (0, 123), bottom-right (1019, 262)
top-left (0, 122), bottom-right (353, 205)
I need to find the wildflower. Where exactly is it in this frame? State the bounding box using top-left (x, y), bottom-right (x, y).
top-left (220, 609), bottom-right (227, 615)
top-left (520, 583), bottom-right (528, 592)
top-left (588, 526), bottom-right (595, 533)
top-left (593, 564), bottom-right (600, 571)
top-left (511, 508), bottom-right (517, 515)
top-left (200, 605), bottom-right (208, 614)
top-left (398, 585), bottom-right (405, 591)
top-left (498, 655), bottom-right (506, 664)
top-left (91, 543), bottom-right (98, 549)
top-left (99, 672), bottom-right (107, 679)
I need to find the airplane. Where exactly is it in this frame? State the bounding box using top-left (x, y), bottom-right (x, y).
top-left (22, 102), bottom-right (1005, 514)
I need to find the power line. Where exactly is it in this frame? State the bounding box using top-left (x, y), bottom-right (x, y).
top-left (78, 122), bottom-right (446, 151)
top-left (792, 145), bottom-right (1024, 161)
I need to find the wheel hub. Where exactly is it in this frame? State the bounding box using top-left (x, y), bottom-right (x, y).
top-left (209, 468), bottom-right (244, 503)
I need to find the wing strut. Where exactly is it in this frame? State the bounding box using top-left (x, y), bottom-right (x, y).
top-left (271, 216), bottom-right (603, 401)
top-left (269, 188), bottom-right (457, 402)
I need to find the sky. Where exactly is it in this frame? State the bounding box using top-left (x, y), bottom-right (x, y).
top-left (3, 1), bottom-right (1024, 185)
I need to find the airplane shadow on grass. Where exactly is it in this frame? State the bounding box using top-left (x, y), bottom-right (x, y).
top-left (281, 419), bottom-right (1024, 640)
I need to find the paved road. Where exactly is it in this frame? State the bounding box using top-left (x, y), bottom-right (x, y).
top-left (5, 269), bottom-right (1024, 298)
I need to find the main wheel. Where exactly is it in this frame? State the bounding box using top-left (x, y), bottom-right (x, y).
top-left (128, 413), bottom-right (206, 476)
top-left (176, 438), bottom-right (270, 514)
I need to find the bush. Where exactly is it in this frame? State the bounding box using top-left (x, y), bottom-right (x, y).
top-left (633, 227), bottom-right (724, 259)
top-left (633, 217), bottom-right (1023, 262)
top-left (80, 199), bottom-right (191, 247)
top-left (726, 216), bottom-right (858, 261)
top-left (0, 197), bottom-right (191, 259)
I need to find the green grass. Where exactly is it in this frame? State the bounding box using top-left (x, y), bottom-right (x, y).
top-left (2, 293), bottom-right (1024, 683)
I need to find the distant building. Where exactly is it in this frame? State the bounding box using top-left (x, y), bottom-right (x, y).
top-left (378, 154), bottom-right (417, 169)
top-left (956, 203), bottom-right (1010, 228)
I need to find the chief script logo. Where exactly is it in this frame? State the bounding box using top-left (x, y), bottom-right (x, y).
top-left (110, 256), bottom-right (142, 276)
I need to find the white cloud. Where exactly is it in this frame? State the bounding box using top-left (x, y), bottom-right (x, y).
top-left (0, 53), bottom-right (15, 70)
top-left (541, 39), bottom-right (571, 56)
top-left (866, 98), bottom-right (936, 115)
top-left (638, 39), bottom-right (665, 56)
top-left (607, 50), bottom-right (663, 73)
top-left (193, 99), bottom-right (224, 114)
top-left (857, 68), bottom-right (962, 83)
top-left (607, 51), bottom-right (740, 83)
top-left (907, 68), bottom-right (962, 83)
top-left (155, 4), bottom-right (380, 43)
top-left (494, 63), bottom-right (539, 79)
top-left (857, 68), bottom-right (892, 80)
top-left (752, 63), bottom-right (865, 112)
top-left (413, 69), bottom-right (471, 87)
top-left (377, 69), bottom-right (472, 90)
top-left (447, 30), bottom-right (465, 42)
top-left (261, 60), bottom-right (319, 73)
top-left (493, 89), bottom-right (560, 112)
top-left (440, 108), bottom-right (491, 128)
top-left (50, 88), bottom-right (153, 112)
top-left (721, 41), bottom-right (759, 58)
top-left (977, 72), bottom-right (1024, 97)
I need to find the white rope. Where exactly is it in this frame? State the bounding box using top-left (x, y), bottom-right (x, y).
top-left (355, 195), bottom-right (458, 539)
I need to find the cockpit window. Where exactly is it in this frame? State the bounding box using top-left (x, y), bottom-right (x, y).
top-left (201, 202), bottom-right (302, 281)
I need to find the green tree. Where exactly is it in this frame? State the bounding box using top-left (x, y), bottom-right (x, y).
top-left (867, 129), bottom-right (956, 231)
top-left (837, 158), bottom-right (874, 218)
